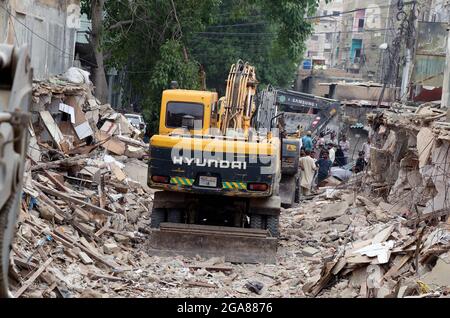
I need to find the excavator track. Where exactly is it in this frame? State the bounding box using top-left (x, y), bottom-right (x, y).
top-left (148, 223), bottom-right (278, 264)
top-left (0, 193), bottom-right (20, 298)
top-left (0, 44), bottom-right (32, 298)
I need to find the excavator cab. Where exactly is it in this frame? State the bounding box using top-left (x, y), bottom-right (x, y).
top-left (157, 89), bottom-right (218, 135)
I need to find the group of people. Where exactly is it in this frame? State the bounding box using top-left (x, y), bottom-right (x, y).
top-left (298, 130), bottom-right (372, 196)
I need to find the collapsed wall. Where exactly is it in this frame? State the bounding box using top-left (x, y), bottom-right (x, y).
top-left (30, 68), bottom-right (147, 161)
top-left (367, 104), bottom-right (450, 219)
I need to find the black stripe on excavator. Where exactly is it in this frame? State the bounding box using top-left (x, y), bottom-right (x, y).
top-left (148, 146), bottom-right (274, 192)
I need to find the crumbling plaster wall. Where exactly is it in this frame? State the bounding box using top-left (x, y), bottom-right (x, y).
top-left (370, 126), bottom-right (409, 185)
top-left (421, 140), bottom-right (450, 214)
top-left (371, 122), bottom-right (450, 216)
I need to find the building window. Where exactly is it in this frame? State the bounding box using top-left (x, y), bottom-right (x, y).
top-left (358, 18), bottom-right (365, 29)
top-left (325, 33), bottom-right (332, 42)
top-left (354, 48), bottom-right (362, 62)
top-left (323, 10), bottom-right (328, 16)
top-left (332, 11), bottom-right (340, 16)
top-left (311, 35), bottom-right (319, 41)
top-left (353, 9), bottom-right (366, 31)
top-left (350, 39), bottom-right (363, 63)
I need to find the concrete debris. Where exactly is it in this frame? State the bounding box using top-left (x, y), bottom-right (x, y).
top-left (420, 252), bottom-right (450, 289)
top-left (244, 281), bottom-right (264, 295)
top-left (103, 243), bottom-right (120, 255)
top-left (302, 247), bottom-right (320, 257)
top-left (319, 201), bottom-right (349, 221)
top-left (30, 76), bottom-right (148, 160)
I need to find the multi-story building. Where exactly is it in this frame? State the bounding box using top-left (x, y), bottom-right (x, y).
top-left (421, 0), bottom-right (450, 22)
top-left (0, 0), bottom-right (81, 79)
top-left (303, 0), bottom-right (405, 81)
top-left (410, 0), bottom-right (450, 101)
top-left (304, 0), bottom-right (344, 68)
top-left (336, 0), bottom-right (400, 81)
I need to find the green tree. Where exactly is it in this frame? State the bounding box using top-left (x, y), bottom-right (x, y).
top-left (100, 0), bottom-right (320, 133)
top-left (189, 0), bottom-right (318, 95)
top-left (103, 0), bottom-right (219, 130)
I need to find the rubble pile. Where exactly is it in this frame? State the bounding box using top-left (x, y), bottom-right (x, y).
top-left (12, 183), bottom-right (449, 298)
top-left (11, 155), bottom-right (153, 298)
top-left (294, 103), bottom-right (450, 298)
top-left (283, 191), bottom-right (450, 298)
top-left (277, 103), bottom-right (450, 298)
top-left (9, 72), bottom-right (154, 298)
top-left (30, 71), bottom-right (147, 161)
top-left (367, 104), bottom-right (450, 219)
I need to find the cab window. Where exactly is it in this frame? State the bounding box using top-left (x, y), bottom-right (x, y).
top-left (166, 102), bottom-right (204, 129)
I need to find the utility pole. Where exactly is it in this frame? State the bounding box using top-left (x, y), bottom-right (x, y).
top-left (400, 3), bottom-right (417, 102)
top-left (442, 24), bottom-right (450, 121)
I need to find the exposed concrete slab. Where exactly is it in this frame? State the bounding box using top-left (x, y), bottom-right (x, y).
top-left (302, 247), bottom-right (320, 257)
top-left (124, 159), bottom-right (151, 191)
top-left (334, 214), bottom-right (352, 225)
top-left (421, 253), bottom-right (450, 288)
top-left (319, 201), bottom-right (349, 221)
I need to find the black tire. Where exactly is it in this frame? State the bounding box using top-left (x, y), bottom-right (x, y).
top-left (0, 192), bottom-right (20, 298)
top-left (150, 208), bottom-right (166, 229)
top-left (266, 215), bottom-right (280, 237)
top-left (167, 209), bottom-right (183, 223)
top-left (249, 214), bottom-right (263, 229)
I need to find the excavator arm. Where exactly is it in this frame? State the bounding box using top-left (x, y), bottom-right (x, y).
top-left (219, 60), bottom-right (258, 134)
top-left (0, 44), bottom-right (32, 298)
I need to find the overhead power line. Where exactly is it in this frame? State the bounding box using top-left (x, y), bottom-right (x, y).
top-left (207, 22), bottom-right (267, 28)
top-left (306, 0), bottom-right (416, 20)
top-left (195, 31), bottom-right (274, 36)
top-left (194, 27), bottom-right (396, 38)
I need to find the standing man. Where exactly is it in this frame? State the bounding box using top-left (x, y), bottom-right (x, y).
top-left (299, 150), bottom-right (317, 196)
top-left (328, 143), bottom-right (336, 165)
top-left (302, 131), bottom-right (313, 152)
top-left (316, 152), bottom-right (333, 186)
top-left (339, 135), bottom-right (350, 166)
top-left (361, 138), bottom-right (371, 165)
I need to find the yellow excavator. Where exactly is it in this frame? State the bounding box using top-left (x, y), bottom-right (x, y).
top-left (147, 61), bottom-right (300, 263)
top-left (0, 44), bottom-right (33, 297)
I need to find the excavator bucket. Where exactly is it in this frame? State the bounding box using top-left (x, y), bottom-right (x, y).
top-left (148, 223), bottom-right (278, 264)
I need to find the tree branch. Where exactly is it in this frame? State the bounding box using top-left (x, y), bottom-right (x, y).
top-left (108, 19), bottom-right (133, 30)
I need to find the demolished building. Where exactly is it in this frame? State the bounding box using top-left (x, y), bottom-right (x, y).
top-left (30, 68), bottom-right (147, 160)
top-left (367, 103), bottom-right (450, 218)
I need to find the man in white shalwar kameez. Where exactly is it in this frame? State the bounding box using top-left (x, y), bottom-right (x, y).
top-left (299, 150), bottom-right (317, 196)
